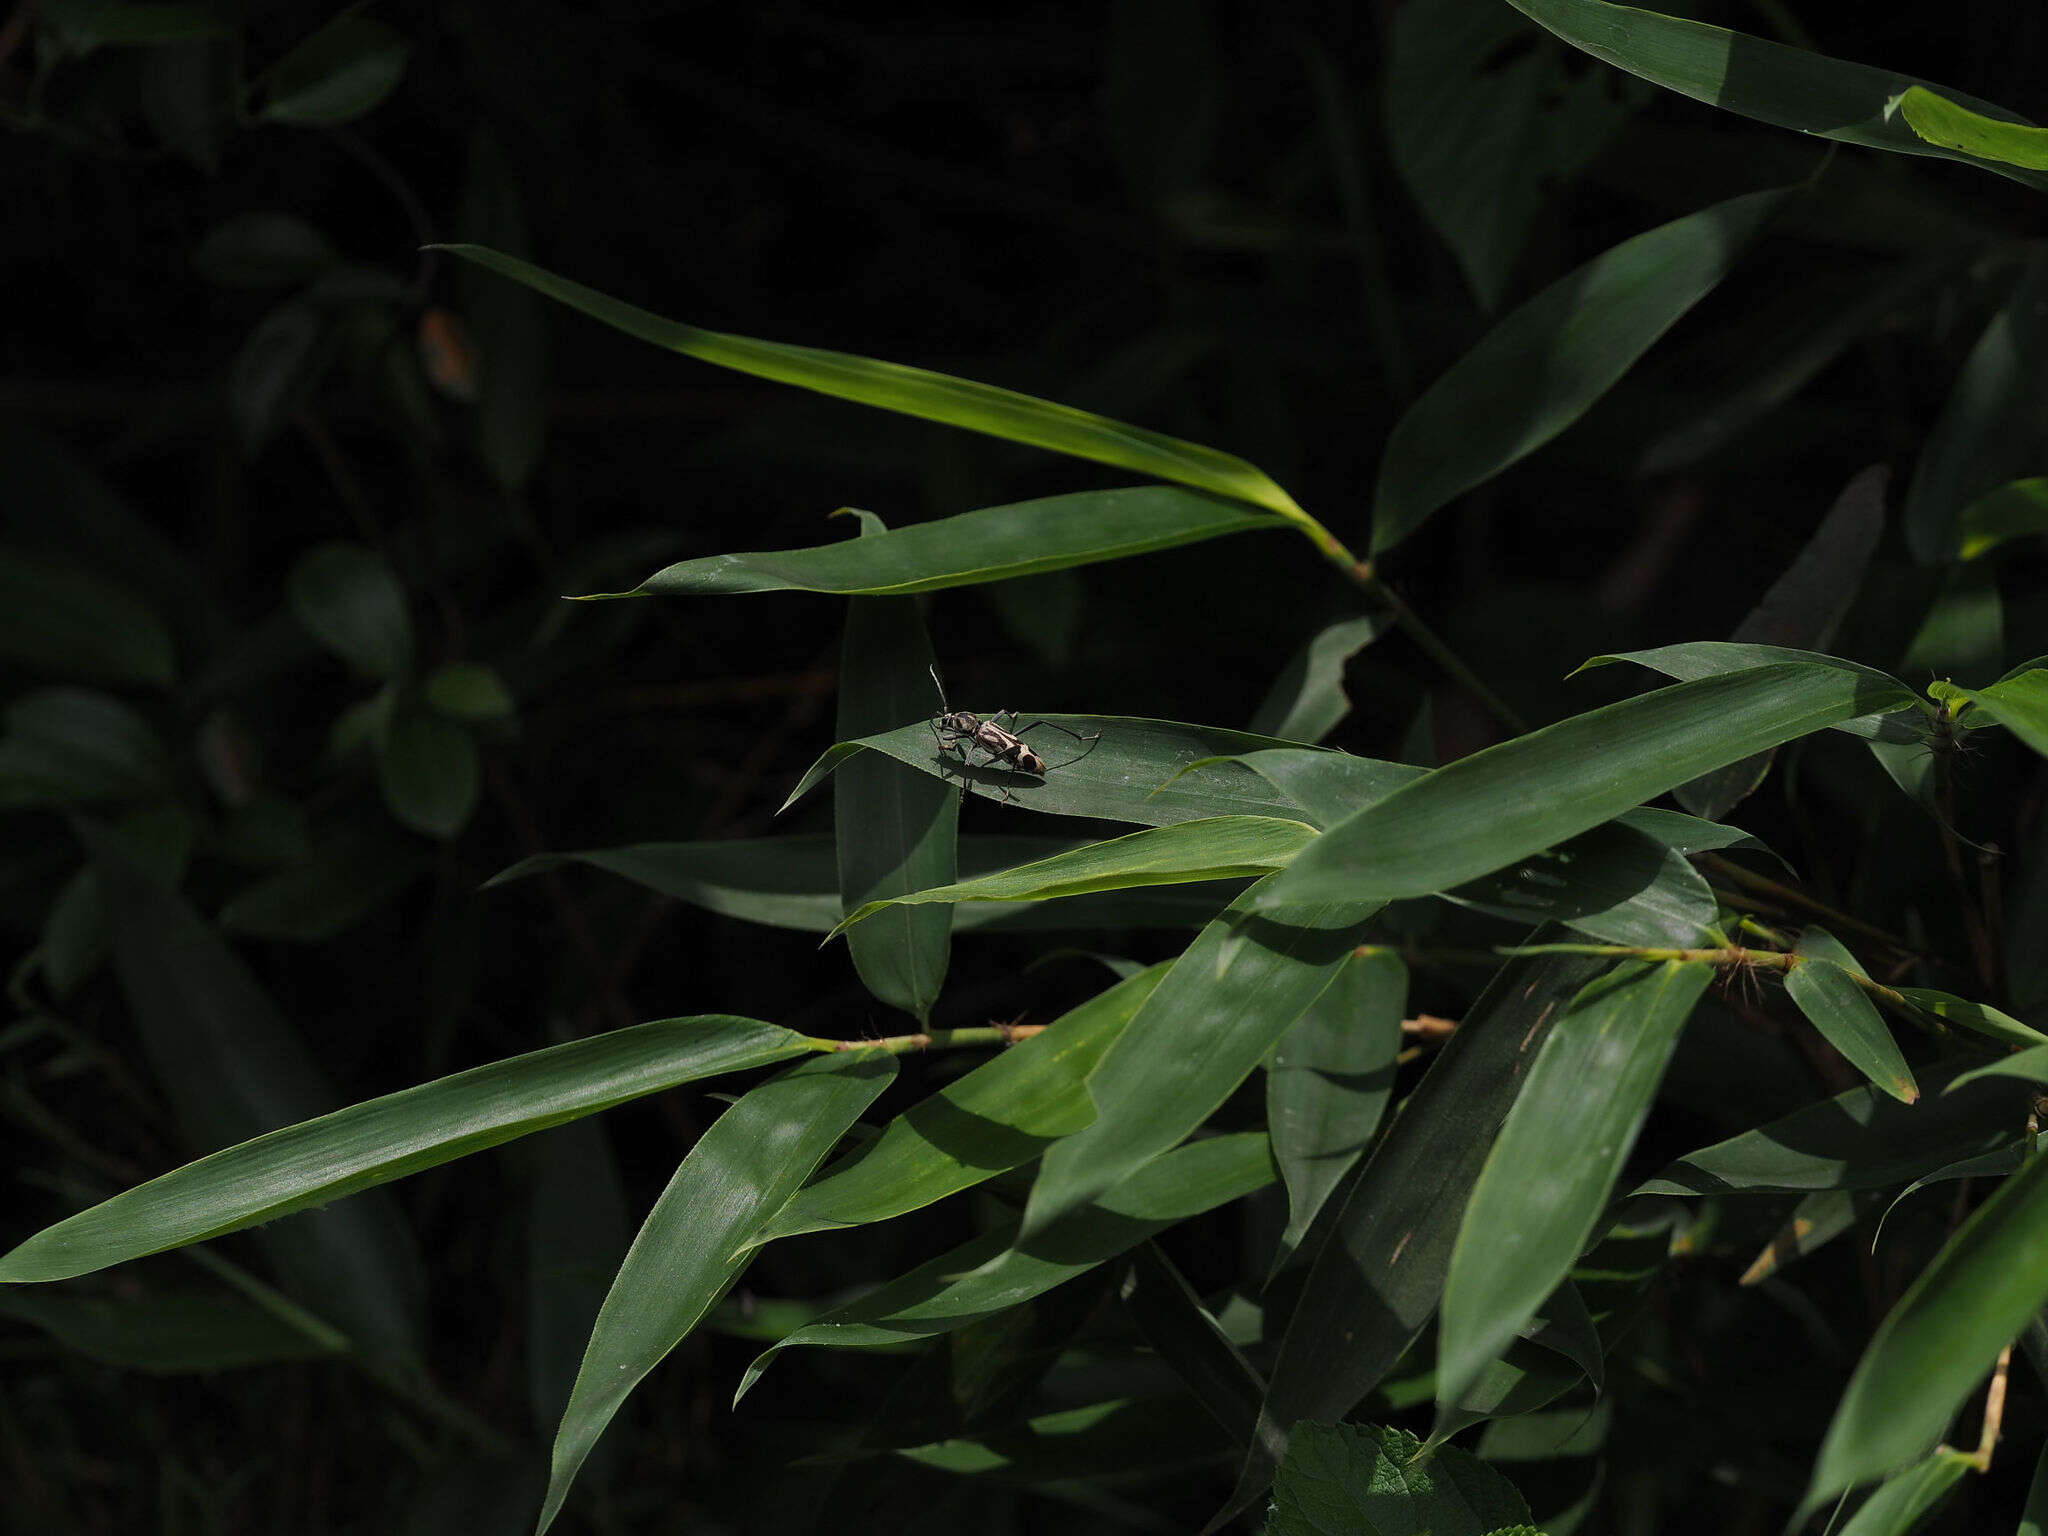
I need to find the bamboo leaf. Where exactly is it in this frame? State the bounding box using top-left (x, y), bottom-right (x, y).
top-left (782, 715), bottom-right (1313, 827)
top-left (1785, 928), bottom-right (1918, 1105)
top-left (1956, 478), bottom-right (2048, 560)
top-left (0, 1017), bottom-right (817, 1284)
top-left (1223, 951), bottom-right (1607, 1523)
top-left (1834, 1448), bottom-right (1972, 1536)
top-left (1938, 670), bottom-right (2048, 758)
top-left (1249, 616), bottom-right (1390, 744)
top-left (435, 245), bottom-right (1308, 520)
top-left (1371, 186), bottom-right (1790, 553)
top-left (833, 817), bottom-right (1319, 935)
top-left (1506, 0), bottom-right (2048, 190)
top-left (752, 964), bottom-right (1168, 1244)
top-left (735, 1131), bottom-right (1276, 1398)
top-left (836, 515), bottom-right (954, 1021)
top-left (537, 1051), bottom-right (895, 1533)
top-left (1267, 948), bottom-right (1406, 1273)
top-left (1438, 959), bottom-right (1711, 1406)
top-left (1582, 642), bottom-right (1918, 738)
top-left (1250, 663), bottom-right (1912, 913)
top-left (1895, 85), bottom-right (2048, 171)
top-left (594, 487), bottom-right (1281, 598)
top-left (1120, 1241), bottom-right (1266, 1446)
top-left (1806, 1149), bottom-right (2048, 1510)
top-left (1017, 881), bottom-right (1380, 1245)
top-left (1265, 1422), bottom-right (1533, 1536)
top-left (1947, 1043), bottom-right (2048, 1094)
top-left (1904, 251), bottom-right (2048, 562)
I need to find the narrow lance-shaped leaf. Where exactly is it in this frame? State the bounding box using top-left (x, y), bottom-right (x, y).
top-left (1018, 880), bottom-right (1380, 1245)
top-left (1437, 960), bottom-right (1712, 1408)
top-left (1784, 927), bottom-right (1918, 1104)
top-left (736, 1131), bottom-right (1277, 1399)
top-left (1267, 948), bottom-right (1406, 1274)
top-left (1956, 478), bottom-right (2048, 560)
top-left (435, 245), bottom-right (1308, 521)
top-left (1222, 951), bottom-right (1608, 1524)
top-left (1833, 1449), bottom-right (1972, 1536)
top-left (1250, 663), bottom-right (1913, 913)
top-left (1805, 1147), bottom-right (2048, 1512)
top-left (0, 1016), bottom-right (819, 1284)
top-left (1120, 1241), bottom-right (1266, 1446)
top-left (1506, 0), bottom-right (2048, 191)
top-left (595, 486), bottom-right (1281, 599)
top-left (537, 1051), bottom-right (895, 1533)
top-left (1370, 185), bottom-right (1790, 554)
top-left (832, 817), bottom-right (1319, 935)
top-left (1894, 85), bottom-right (2048, 172)
top-left (751, 963), bottom-right (1168, 1244)
top-left (1937, 669), bottom-right (2048, 760)
top-left (1249, 615), bottom-right (1389, 744)
top-left (836, 513), bottom-right (954, 1022)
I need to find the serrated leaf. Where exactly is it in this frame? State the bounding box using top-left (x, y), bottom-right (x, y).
top-left (752, 964), bottom-right (1167, 1244)
top-left (436, 246), bottom-right (1308, 521)
top-left (1785, 928), bottom-right (1917, 1104)
top-left (1438, 959), bottom-right (1711, 1407)
top-left (834, 817), bottom-right (1318, 935)
top-left (537, 1051), bottom-right (895, 1533)
top-left (1267, 948), bottom-right (1406, 1273)
top-left (1371, 186), bottom-right (1790, 553)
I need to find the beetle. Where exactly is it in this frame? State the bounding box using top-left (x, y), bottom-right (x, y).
top-left (927, 664), bottom-right (1098, 801)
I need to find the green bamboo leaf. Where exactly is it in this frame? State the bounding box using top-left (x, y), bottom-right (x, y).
top-left (1438, 959), bottom-right (1711, 1407)
top-left (83, 830), bottom-right (424, 1374)
top-left (836, 515), bottom-right (954, 1022)
top-left (0, 1016), bottom-right (817, 1284)
top-left (1018, 881), bottom-right (1380, 1244)
top-left (1506, 0), bottom-right (2048, 190)
top-left (1442, 820), bottom-right (1715, 948)
top-left (1937, 670), bottom-right (2048, 758)
top-left (1957, 478), bottom-right (2048, 560)
top-left (1249, 616), bottom-right (1390, 744)
top-left (435, 245), bottom-right (1308, 521)
top-left (886, 1397), bottom-right (1230, 1481)
top-left (735, 1131), bottom-right (1276, 1397)
top-left (1739, 1188), bottom-right (1884, 1286)
top-left (1806, 1149), bottom-right (2048, 1510)
top-left (525, 1117), bottom-right (631, 1435)
top-left (2024, 1441), bottom-right (2048, 1536)
top-left (1947, 1043), bottom-right (2048, 1094)
top-left (1904, 251), bottom-right (2048, 563)
top-left (782, 715), bottom-right (1312, 827)
top-left (594, 487), bottom-right (1281, 599)
top-left (485, 833), bottom-right (1234, 934)
top-left (833, 817), bottom-right (1319, 935)
top-left (1895, 85), bottom-right (2048, 171)
top-left (1582, 641), bottom-right (1918, 738)
top-left (1676, 466), bottom-right (1886, 819)
top-left (1224, 951), bottom-right (1607, 1523)
top-left (537, 1051), bottom-right (895, 1533)
top-left (1249, 664), bottom-right (1912, 913)
top-left (1639, 1064), bottom-right (2022, 1195)
top-left (1785, 928), bottom-right (1917, 1105)
top-left (1267, 948), bottom-right (1406, 1273)
top-left (1901, 561), bottom-right (2004, 680)
top-left (1370, 186), bottom-right (1790, 554)
top-left (752, 964), bottom-right (1168, 1244)
top-left (1266, 1422), bottom-right (1533, 1536)
top-left (0, 1286), bottom-right (344, 1374)
top-left (1120, 1241), bottom-right (1266, 1446)
top-left (1834, 1448), bottom-right (1972, 1536)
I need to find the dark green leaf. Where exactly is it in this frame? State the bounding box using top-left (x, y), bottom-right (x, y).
top-left (1439, 959), bottom-right (1711, 1406)
top-left (736, 1131), bottom-right (1276, 1394)
top-left (137, 35), bottom-right (235, 172)
top-left (837, 521), bottom-right (954, 1022)
top-left (1266, 1422), bottom-right (1532, 1536)
top-left (1268, 948), bottom-right (1406, 1272)
top-left (1250, 615), bottom-right (1390, 744)
top-left (538, 1051), bottom-right (895, 1533)
top-left (1956, 478), bottom-right (2048, 560)
top-left (1371, 187), bottom-right (1789, 553)
top-left (1904, 250), bottom-right (2048, 562)
top-left (288, 542), bottom-right (413, 678)
top-left (1018, 882), bottom-right (1378, 1243)
top-left (436, 245), bottom-right (1309, 521)
top-left (193, 212), bottom-right (340, 289)
top-left (1947, 1043), bottom-right (2048, 1093)
top-left (1901, 561), bottom-right (2004, 680)
top-left (600, 486), bottom-right (1280, 599)
top-left (219, 827), bottom-right (431, 943)
top-left (1807, 1149), bottom-right (2048, 1509)
top-left (0, 547), bottom-right (175, 687)
top-left (1105, 0), bottom-right (1220, 206)
top-left (1228, 951), bottom-right (1606, 1521)
top-left (1895, 85), bottom-right (2048, 171)
top-left (0, 688), bottom-right (171, 808)
top-left (0, 1014), bottom-right (817, 1284)
top-left (1120, 1241), bottom-right (1265, 1445)
top-left (229, 301), bottom-right (338, 451)
top-left (261, 16), bottom-right (411, 127)
top-left (40, 0), bottom-right (236, 49)
top-left (753, 964), bottom-right (1167, 1243)
top-left (1740, 1188), bottom-right (1884, 1285)
top-left (0, 1287), bottom-right (344, 1373)
top-left (455, 132), bottom-right (550, 490)
top-left (1581, 641), bottom-right (1917, 739)
top-left (1640, 1065), bottom-right (2023, 1194)
top-left (424, 662), bottom-right (515, 721)
top-left (1785, 928), bottom-right (1917, 1105)
top-left (376, 708), bottom-right (478, 839)
top-left (1507, 0), bottom-right (2048, 190)
top-left (525, 1117), bottom-right (630, 1432)
top-left (835, 817), bottom-right (1317, 934)
top-left (1250, 664), bottom-right (1911, 912)
top-left (1834, 1448), bottom-right (1972, 1535)
top-left (783, 715), bottom-right (1312, 828)
top-left (1938, 670), bottom-right (2048, 758)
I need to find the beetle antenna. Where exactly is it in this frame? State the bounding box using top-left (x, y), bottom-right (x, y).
top-left (929, 662), bottom-right (949, 713)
